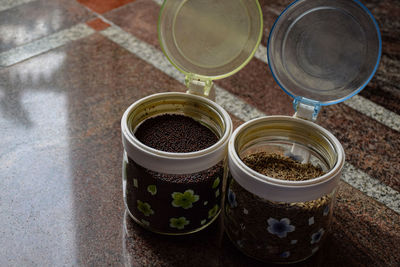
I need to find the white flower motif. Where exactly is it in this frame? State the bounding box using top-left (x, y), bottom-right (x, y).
top-left (308, 217), bottom-right (315, 225)
top-left (311, 228), bottom-right (325, 244)
top-left (228, 188), bottom-right (237, 208)
top-left (323, 205), bottom-right (330, 216)
top-left (290, 240), bottom-right (298, 245)
top-left (267, 218), bottom-right (295, 238)
top-left (243, 208), bottom-right (248, 215)
top-left (267, 246), bottom-right (279, 254)
top-left (312, 246), bottom-right (320, 254)
top-left (280, 251), bottom-right (290, 258)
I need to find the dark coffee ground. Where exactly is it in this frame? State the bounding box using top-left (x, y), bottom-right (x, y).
top-left (135, 114), bottom-right (218, 153)
top-left (242, 152), bottom-right (325, 181)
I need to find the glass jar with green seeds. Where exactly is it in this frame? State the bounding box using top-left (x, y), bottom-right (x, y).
top-left (224, 0), bottom-right (381, 263)
top-left (225, 116), bottom-right (344, 263)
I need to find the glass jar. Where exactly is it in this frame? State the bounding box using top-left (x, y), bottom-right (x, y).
top-left (224, 116), bottom-right (345, 263)
top-left (222, 0), bottom-right (380, 263)
top-left (120, 0), bottom-right (262, 235)
top-left (121, 92), bottom-right (232, 235)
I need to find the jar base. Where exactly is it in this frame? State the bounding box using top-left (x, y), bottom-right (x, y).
top-left (224, 226), bottom-right (316, 264)
top-left (124, 204), bottom-right (221, 236)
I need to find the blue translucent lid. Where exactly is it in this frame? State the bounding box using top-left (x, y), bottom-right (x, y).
top-left (267, 0), bottom-right (381, 108)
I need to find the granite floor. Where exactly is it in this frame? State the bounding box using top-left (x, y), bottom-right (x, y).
top-left (0, 0), bottom-right (399, 266)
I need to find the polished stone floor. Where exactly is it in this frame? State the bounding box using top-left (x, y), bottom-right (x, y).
top-left (0, 0), bottom-right (399, 266)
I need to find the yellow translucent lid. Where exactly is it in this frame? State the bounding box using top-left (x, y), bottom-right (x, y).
top-left (158, 0), bottom-right (263, 96)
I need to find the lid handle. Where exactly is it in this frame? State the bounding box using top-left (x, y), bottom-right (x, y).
top-left (293, 96), bottom-right (321, 121)
top-left (185, 74), bottom-right (215, 100)
top-left (287, 97), bottom-right (322, 164)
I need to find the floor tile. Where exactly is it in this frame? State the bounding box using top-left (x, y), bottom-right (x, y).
top-left (359, 1), bottom-right (400, 113)
top-left (0, 0), bottom-right (37, 13)
top-left (86, 17), bottom-right (110, 31)
top-left (0, 33), bottom-right (187, 266)
top-left (77, 0), bottom-right (135, 14)
top-left (0, 23), bottom-right (94, 67)
top-left (0, 0), bottom-right (93, 53)
top-left (331, 181), bottom-right (400, 266)
top-left (103, 0), bottom-right (160, 49)
top-left (321, 104), bottom-right (400, 191)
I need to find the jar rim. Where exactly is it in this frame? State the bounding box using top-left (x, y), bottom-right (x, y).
top-left (121, 92), bottom-right (232, 174)
top-left (228, 116), bottom-right (345, 202)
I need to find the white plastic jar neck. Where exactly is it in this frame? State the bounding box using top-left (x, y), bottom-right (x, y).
top-left (121, 92), bottom-right (232, 174)
top-left (228, 116), bottom-right (345, 203)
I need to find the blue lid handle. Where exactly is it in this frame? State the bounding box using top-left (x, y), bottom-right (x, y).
top-left (289, 97), bottom-right (321, 163)
top-left (293, 96), bottom-right (321, 121)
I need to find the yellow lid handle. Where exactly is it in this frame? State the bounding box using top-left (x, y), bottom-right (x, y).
top-left (185, 74), bottom-right (214, 100)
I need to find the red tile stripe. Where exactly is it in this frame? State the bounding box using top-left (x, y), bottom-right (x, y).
top-left (86, 18), bottom-right (111, 31)
top-left (77, 0), bottom-right (135, 14)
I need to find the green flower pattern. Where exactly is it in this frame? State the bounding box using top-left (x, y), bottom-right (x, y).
top-left (137, 200), bottom-right (154, 217)
top-left (141, 219), bottom-right (150, 226)
top-left (133, 177), bottom-right (222, 232)
top-left (170, 217), bottom-right (190, 230)
top-left (212, 177), bottom-right (220, 189)
top-left (171, 189), bottom-right (199, 209)
top-left (208, 204), bottom-right (219, 219)
top-left (147, 185), bottom-right (157, 195)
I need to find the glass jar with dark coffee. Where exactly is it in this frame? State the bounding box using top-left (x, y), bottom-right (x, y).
top-left (120, 0), bottom-right (262, 234)
top-left (122, 93), bottom-right (232, 234)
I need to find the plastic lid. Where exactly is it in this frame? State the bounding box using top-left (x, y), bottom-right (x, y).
top-left (158, 0), bottom-right (263, 81)
top-left (267, 0), bottom-right (381, 106)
